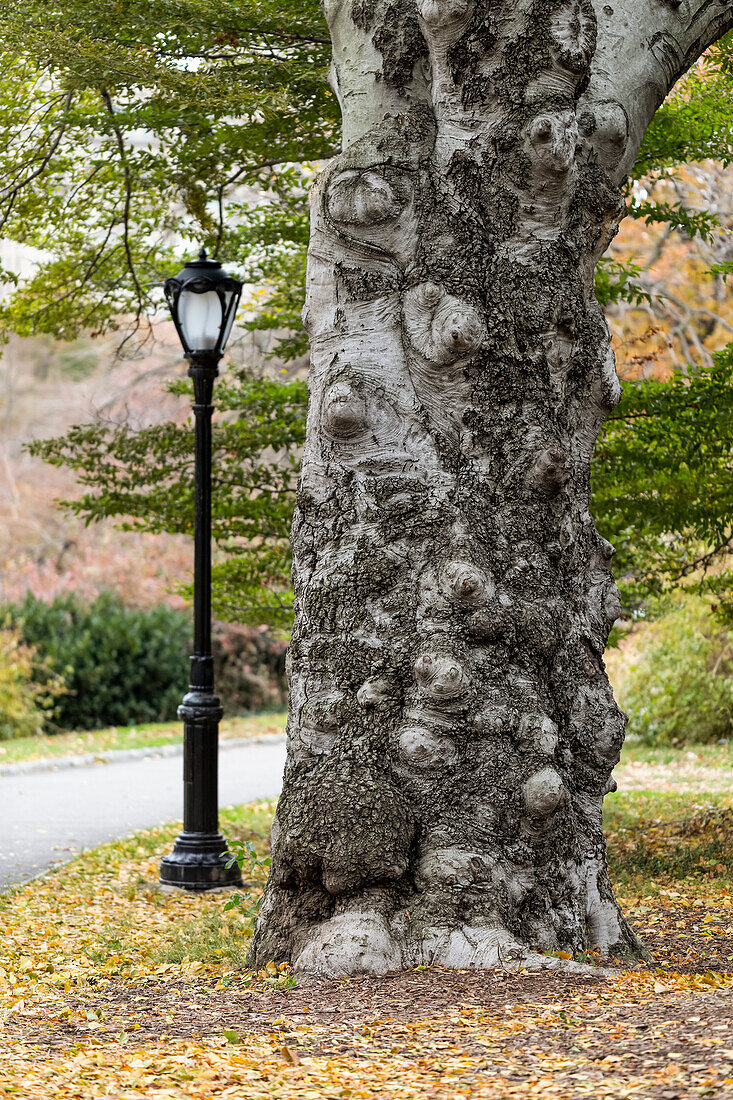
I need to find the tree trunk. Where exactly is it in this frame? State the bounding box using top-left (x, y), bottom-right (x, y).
top-left (250, 0), bottom-right (733, 977)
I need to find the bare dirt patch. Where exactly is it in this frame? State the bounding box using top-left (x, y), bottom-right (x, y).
top-left (9, 963), bottom-right (733, 1099)
top-left (613, 754), bottom-right (733, 795)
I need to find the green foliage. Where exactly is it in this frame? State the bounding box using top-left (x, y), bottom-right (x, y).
top-left (594, 257), bottom-right (651, 308)
top-left (710, 260), bottom-right (733, 282)
top-left (223, 839), bottom-right (271, 929)
top-left (28, 369), bottom-right (306, 625)
top-left (623, 34), bottom-right (733, 260)
top-left (28, 344), bottom-right (733, 627)
top-left (617, 595), bottom-right (733, 745)
top-left (627, 200), bottom-right (720, 242)
top-left (226, 838), bottom-right (271, 877)
top-left (0, 0), bottom-right (335, 349)
top-left (634, 35), bottom-right (733, 177)
top-left (0, 6), bottom-right (729, 349)
top-left (0, 627), bottom-right (66, 740)
top-left (3, 591), bottom-right (191, 730)
top-left (594, 343), bottom-right (733, 606)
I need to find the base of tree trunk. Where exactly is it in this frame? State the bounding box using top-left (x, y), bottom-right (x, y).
top-left (255, 896), bottom-right (646, 980)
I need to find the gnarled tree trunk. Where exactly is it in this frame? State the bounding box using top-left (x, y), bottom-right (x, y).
top-left (251, 0), bottom-right (733, 977)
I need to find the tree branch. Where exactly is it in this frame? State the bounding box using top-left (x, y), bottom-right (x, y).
top-left (671, 534), bottom-right (733, 582)
top-left (587, 0), bottom-right (733, 186)
top-left (100, 89), bottom-right (148, 327)
top-left (0, 91), bottom-right (73, 231)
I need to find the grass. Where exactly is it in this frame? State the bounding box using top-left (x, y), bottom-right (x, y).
top-left (0, 711), bottom-right (287, 766)
top-left (2, 715), bottom-right (731, 772)
top-left (0, 799), bottom-right (277, 985)
top-left (156, 909), bottom-right (253, 970)
top-left (619, 740), bottom-right (733, 768)
top-left (2, 715), bottom-right (731, 918)
top-left (605, 790), bottom-right (733, 894)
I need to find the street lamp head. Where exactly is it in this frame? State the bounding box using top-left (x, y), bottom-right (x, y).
top-left (164, 248), bottom-right (243, 360)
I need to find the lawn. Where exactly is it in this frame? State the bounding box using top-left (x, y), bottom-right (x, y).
top-left (0, 712), bottom-right (287, 767)
top-left (1, 749), bottom-right (733, 1099)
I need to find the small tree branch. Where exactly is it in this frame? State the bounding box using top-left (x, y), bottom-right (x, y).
top-left (0, 91), bottom-right (73, 231)
top-left (671, 535), bottom-right (733, 582)
top-left (100, 89), bottom-right (148, 326)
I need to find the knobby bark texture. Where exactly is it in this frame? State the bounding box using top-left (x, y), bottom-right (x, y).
top-left (251, 0), bottom-right (733, 977)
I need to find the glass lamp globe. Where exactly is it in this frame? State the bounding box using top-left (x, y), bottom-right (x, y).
top-left (164, 249), bottom-right (242, 358)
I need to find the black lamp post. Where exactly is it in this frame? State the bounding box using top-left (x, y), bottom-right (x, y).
top-left (159, 249), bottom-right (243, 891)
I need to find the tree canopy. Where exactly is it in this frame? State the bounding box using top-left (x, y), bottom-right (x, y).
top-left (0, 0), bottom-right (335, 347)
top-left (1, 3), bottom-right (732, 624)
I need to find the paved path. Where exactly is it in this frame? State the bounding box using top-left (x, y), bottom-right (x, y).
top-left (0, 738), bottom-right (286, 889)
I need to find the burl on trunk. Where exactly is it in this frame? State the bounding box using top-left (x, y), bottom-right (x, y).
top-left (250, 0), bottom-right (733, 976)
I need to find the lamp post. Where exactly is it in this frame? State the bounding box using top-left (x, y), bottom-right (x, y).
top-left (159, 249), bottom-right (243, 891)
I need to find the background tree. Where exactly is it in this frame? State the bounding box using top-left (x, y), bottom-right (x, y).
top-left (0, 0), bottom-right (333, 622)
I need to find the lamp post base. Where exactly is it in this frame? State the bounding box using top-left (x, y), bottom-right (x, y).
top-left (160, 832), bottom-right (242, 891)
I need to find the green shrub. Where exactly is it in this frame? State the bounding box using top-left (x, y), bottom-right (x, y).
top-left (4, 592), bottom-right (191, 731)
top-left (617, 595), bottom-right (733, 745)
top-left (0, 627), bottom-right (66, 740)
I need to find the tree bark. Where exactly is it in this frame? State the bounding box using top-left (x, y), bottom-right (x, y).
top-left (250, 0), bottom-right (733, 977)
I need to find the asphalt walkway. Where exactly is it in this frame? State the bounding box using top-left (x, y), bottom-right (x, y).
top-left (0, 737), bottom-right (286, 889)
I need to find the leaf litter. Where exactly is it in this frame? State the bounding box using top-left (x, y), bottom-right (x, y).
top-left (1, 794), bottom-right (733, 1098)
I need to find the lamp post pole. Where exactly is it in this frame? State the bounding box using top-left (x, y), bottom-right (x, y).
top-left (160, 251), bottom-right (242, 891)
